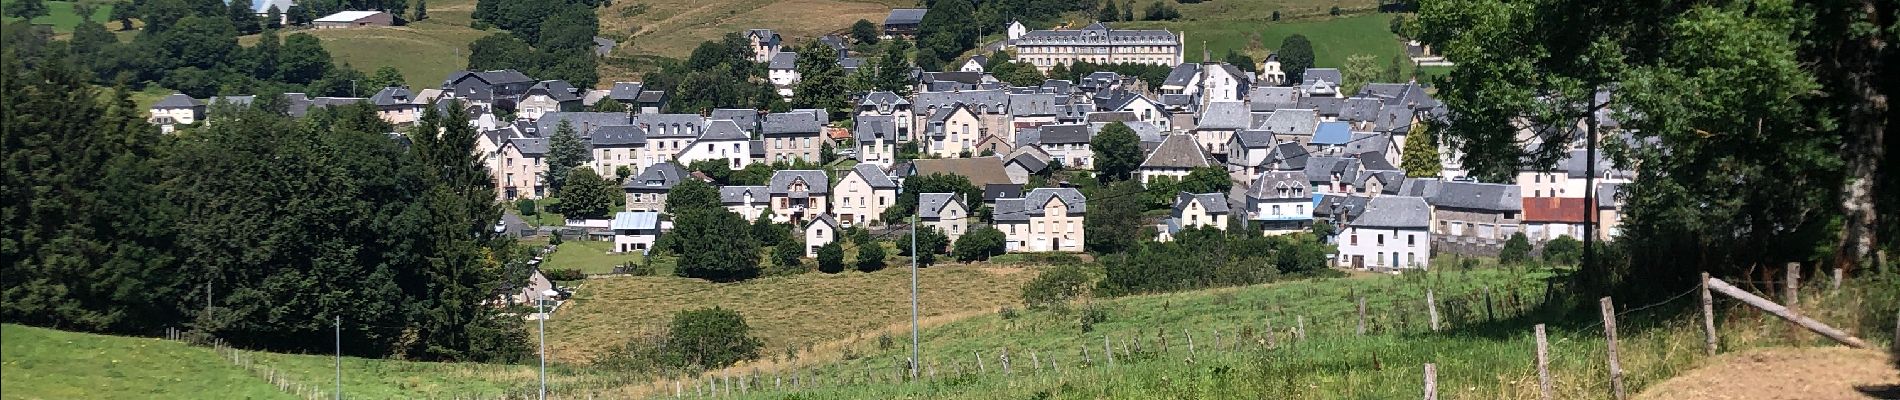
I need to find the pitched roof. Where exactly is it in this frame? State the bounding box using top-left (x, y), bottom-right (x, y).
top-left (1007, 93), bottom-right (1060, 116)
top-left (609, 82), bottom-right (644, 100)
top-left (768, 52), bottom-right (798, 70)
top-left (624, 162), bottom-right (686, 190)
top-left (1249, 87), bottom-right (1300, 112)
top-left (853, 115), bottom-right (897, 142)
top-left (719, 185), bottom-right (769, 204)
top-left (369, 86), bottom-right (414, 106)
top-left (1426, 181), bottom-right (1524, 211)
top-left (1163, 63), bottom-right (1201, 87)
top-left (698, 120), bottom-right (750, 141)
top-left (511, 137), bottom-right (549, 155)
top-left (909, 158), bottom-right (1011, 187)
top-left (153, 93), bottom-right (202, 109)
top-left (768, 170), bottom-right (831, 195)
top-left (710, 109), bottom-right (760, 129)
top-left (1302, 68), bottom-right (1343, 85)
top-left (529, 80), bottom-right (581, 102)
top-left (1248, 170), bottom-right (1311, 200)
top-left (1197, 100), bottom-right (1251, 130)
top-left (1141, 134), bottom-right (1211, 169)
top-left (847, 163), bottom-right (897, 188)
top-left (884, 8), bottom-right (928, 25)
top-left (1522, 197), bottom-right (1588, 223)
top-left (315, 10), bottom-right (384, 22)
top-left (1039, 124), bottom-right (1092, 144)
top-left (983, 184), bottom-right (1023, 201)
top-left (994, 188), bottom-right (1087, 222)
top-left (807, 214), bottom-right (841, 231)
top-left (1232, 130), bottom-right (1277, 149)
top-left (1351, 196), bottom-right (1430, 228)
top-left (1007, 152), bottom-right (1048, 173)
top-left (610, 211), bottom-right (661, 230)
top-left (763, 111), bottom-right (823, 135)
top-left (1174, 192), bottom-right (1231, 215)
top-left (859, 91), bottom-right (910, 107)
top-left (251, 0), bottom-right (294, 13)
top-left (590, 125), bottom-right (647, 146)
top-left (538, 112), bottom-right (631, 136)
top-left (1313, 121), bottom-right (1353, 145)
top-left (1257, 109), bottom-right (1318, 137)
top-left (917, 193), bottom-right (963, 219)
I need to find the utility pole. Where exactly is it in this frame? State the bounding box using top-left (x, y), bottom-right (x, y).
top-left (538, 296), bottom-right (548, 400)
top-left (910, 214), bottom-right (920, 378)
top-left (334, 315), bottom-right (341, 400)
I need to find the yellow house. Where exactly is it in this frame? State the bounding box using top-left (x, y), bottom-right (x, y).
top-left (993, 188), bottom-right (1087, 252)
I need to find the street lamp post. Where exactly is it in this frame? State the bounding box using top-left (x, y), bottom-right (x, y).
top-left (538, 289), bottom-right (558, 400)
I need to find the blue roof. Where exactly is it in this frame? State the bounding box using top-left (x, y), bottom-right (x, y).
top-left (1313, 121), bottom-right (1352, 145)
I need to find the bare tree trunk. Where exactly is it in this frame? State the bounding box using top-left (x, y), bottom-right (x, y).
top-left (1830, 0), bottom-right (1889, 274)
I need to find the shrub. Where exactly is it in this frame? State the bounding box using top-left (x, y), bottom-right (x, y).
top-left (662, 307), bottom-right (764, 370)
top-left (1542, 235), bottom-right (1583, 265)
top-left (773, 240), bottom-right (804, 272)
top-left (549, 232), bottom-right (564, 245)
top-left (952, 226), bottom-right (1007, 262)
top-left (516, 198), bottom-right (537, 216)
top-left (615, 260), bottom-right (655, 276)
top-left (542, 268), bottom-right (585, 281)
top-left (1023, 263), bottom-right (1094, 310)
top-left (1499, 232), bottom-right (1532, 264)
top-left (855, 236), bottom-right (887, 272)
top-left (816, 241), bottom-right (845, 274)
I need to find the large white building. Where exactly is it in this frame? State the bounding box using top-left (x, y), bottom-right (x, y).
top-left (1013, 22), bottom-right (1182, 73)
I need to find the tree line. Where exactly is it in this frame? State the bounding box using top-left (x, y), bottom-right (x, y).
top-left (0, 54), bottom-right (531, 362)
top-left (468, 0), bottom-right (601, 88)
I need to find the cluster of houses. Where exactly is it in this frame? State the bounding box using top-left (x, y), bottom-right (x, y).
top-left (147, 21), bottom-right (1633, 272)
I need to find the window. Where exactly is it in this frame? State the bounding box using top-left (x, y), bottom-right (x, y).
top-left (1377, 252), bottom-right (1385, 266)
top-left (1272, 205), bottom-right (1282, 215)
top-left (1408, 234), bottom-right (1416, 246)
top-left (1377, 234), bottom-right (1385, 245)
top-left (1297, 204), bottom-right (1305, 214)
top-left (1350, 234), bottom-right (1358, 245)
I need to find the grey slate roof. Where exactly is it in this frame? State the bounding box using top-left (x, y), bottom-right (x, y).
top-left (538, 112), bottom-right (631, 136)
top-left (983, 184), bottom-right (1023, 202)
top-left (1233, 130), bottom-right (1277, 149)
top-left (1270, 142), bottom-right (1311, 169)
top-left (719, 186), bottom-right (770, 204)
top-left (1296, 96), bottom-right (1345, 116)
top-left (763, 111), bottom-right (822, 135)
top-left (625, 162), bottom-right (686, 190)
top-left (1426, 181), bottom-right (1523, 211)
top-left (590, 125), bottom-right (647, 146)
top-left (1040, 124), bottom-right (1092, 144)
top-left (768, 170), bottom-right (831, 195)
top-left (633, 113), bottom-right (708, 137)
top-left (1175, 192), bottom-right (1231, 214)
top-left (848, 163), bottom-right (897, 188)
top-left (1302, 68), bottom-right (1343, 86)
top-left (884, 8), bottom-right (927, 25)
top-left (1249, 87), bottom-right (1300, 112)
top-left (1008, 93), bottom-right (1060, 116)
top-left (912, 90), bottom-right (1009, 112)
top-left (854, 115), bottom-right (897, 142)
top-left (699, 120), bottom-right (751, 141)
top-left (710, 109), bottom-right (759, 131)
top-left (769, 52), bottom-right (798, 70)
top-left (531, 80), bottom-right (581, 102)
top-left (1303, 156), bottom-right (1362, 184)
top-left (369, 87), bottom-right (414, 106)
top-left (1352, 196), bottom-right (1431, 229)
top-left (609, 82), bottom-right (643, 100)
top-left (153, 93), bottom-right (202, 108)
top-left (1248, 170), bottom-right (1311, 200)
top-left (1163, 63), bottom-right (1200, 87)
top-left (917, 193), bottom-right (961, 219)
top-left (1196, 100), bottom-right (1250, 130)
top-left (1344, 132), bottom-right (1392, 156)
top-left (512, 137), bottom-right (550, 155)
top-left (1257, 109), bottom-right (1319, 137)
top-left (859, 91), bottom-right (910, 107)
top-left (1142, 134), bottom-right (1211, 169)
top-left (1007, 152), bottom-right (1048, 173)
top-left (1342, 97), bottom-right (1385, 122)
top-left (994, 188), bottom-right (1087, 222)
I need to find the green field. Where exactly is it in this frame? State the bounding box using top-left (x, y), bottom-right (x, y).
top-left (237, 0), bottom-right (487, 90)
top-left (1, 324), bottom-right (288, 400)
top-left (540, 239), bottom-right (677, 275)
top-left (599, 0), bottom-right (909, 60)
top-left (0, 0), bottom-right (112, 33)
top-left (1118, 13), bottom-right (1410, 71)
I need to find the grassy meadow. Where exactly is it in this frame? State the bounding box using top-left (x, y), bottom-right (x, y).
top-left (0, 0), bottom-right (112, 33)
top-left (0, 324), bottom-right (288, 400)
top-left (1117, 13), bottom-right (1411, 72)
top-left (235, 0), bottom-right (487, 90)
top-left (597, 0), bottom-right (908, 60)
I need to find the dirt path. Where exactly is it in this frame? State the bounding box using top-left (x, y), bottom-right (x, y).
top-left (1637, 347), bottom-right (1899, 400)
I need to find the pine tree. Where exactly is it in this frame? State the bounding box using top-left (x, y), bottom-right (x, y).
top-left (411, 0), bottom-right (427, 22)
top-left (1098, 1), bottom-right (1118, 22)
top-left (1399, 122), bottom-right (1440, 178)
top-left (543, 120), bottom-right (589, 194)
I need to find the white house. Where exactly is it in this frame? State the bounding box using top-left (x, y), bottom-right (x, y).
top-left (993, 188), bottom-right (1087, 252)
top-left (674, 120), bottom-right (753, 169)
top-left (1139, 134), bottom-right (1211, 186)
top-left (1193, 100), bottom-right (1250, 158)
top-left (923, 103), bottom-right (983, 158)
top-left (768, 52), bottom-right (800, 98)
top-left (857, 91), bottom-right (915, 142)
top-left (744, 29), bottom-right (782, 63)
top-left (1037, 124), bottom-right (1093, 169)
top-left (918, 192), bottom-right (969, 244)
top-left (611, 211), bottom-right (662, 254)
top-left (832, 164), bottom-right (898, 226)
top-left (1005, 20), bottom-right (1027, 44)
top-left (960, 55), bottom-right (988, 73)
top-left (804, 214), bottom-right (841, 257)
top-left (1158, 192), bottom-right (1231, 241)
top-left (1104, 92), bottom-right (1171, 132)
top-left (1247, 170), bottom-right (1313, 235)
top-left (769, 170), bottom-right (830, 224)
top-left (721, 186), bottom-right (771, 221)
top-left (1336, 195), bottom-right (1431, 270)
top-left (854, 115), bottom-right (900, 167)
top-left (148, 93), bottom-right (204, 132)
top-left (1259, 53), bottom-right (1286, 86)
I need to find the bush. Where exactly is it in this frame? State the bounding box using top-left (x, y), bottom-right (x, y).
top-left (614, 260), bottom-right (655, 276)
top-left (1499, 232), bottom-right (1532, 264)
top-left (1542, 235), bottom-right (1583, 265)
top-left (663, 307), bottom-right (764, 370)
top-left (816, 241), bottom-right (845, 274)
top-left (1023, 263), bottom-right (1094, 310)
top-left (516, 198), bottom-right (537, 216)
top-left (773, 240), bottom-right (804, 271)
top-left (549, 232), bottom-right (564, 245)
top-left (542, 268), bottom-right (585, 281)
top-left (855, 236), bottom-right (887, 272)
top-left (898, 226), bottom-right (949, 266)
top-left (952, 226), bottom-right (1007, 262)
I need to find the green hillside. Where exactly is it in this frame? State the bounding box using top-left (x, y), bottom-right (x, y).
top-left (0, 0), bottom-right (113, 33)
top-left (0, 324), bottom-right (287, 400)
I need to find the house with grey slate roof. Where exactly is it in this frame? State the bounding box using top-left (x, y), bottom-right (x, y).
top-left (803, 214), bottom-right (842, 257)
top-left (854, 115), bottom-right (900, 167)
top-left (675, 120), bottom-right (753, 169)
top-left (763, 111), bottom-right (828, 163)
top-left (588, 125), bottom-right (646, 179)
top-left (520, 80), bottom-right (582, 120)
top-left (1193, 100), bottom-right (1250, 158)
top-left (1300, 68), bottom-right (1344, 98)
top-left (1425, 181), bottom-right (1524, 254)
top-left (1226, 129), bottom-right (1280, 177)
top-left (441, 69), bottom-right (535, 108)
top-left (624, 162), bottom-right (687, 212)
top-left (1248, 170), bottom-right (1314, 235)
top-left (768, 52), bottom-right (799, 97)
top-left (497, 137), bottom-right (550, 200)
top-left (1157, 192), bottom-right (1232, 242)
top-left (1013, 22), bottom-right (1180, 73)
top-left (768, 170), bottom-right (831, 224)
top-left (833, 164), bottom-right (897, 226)
top-left (368, 86), bottom-right (425, 125)
top-left (148, 93), bottom-right (205, 132)
top-left (1037, 123), bottom-right (1093, 169)
top-left (633, 113), bottom-right (707, 162)
top-left (1139, 134), bottom-right (1212, 186)
top-left (745, 29), bottom-right (783, 62)
top-left (993, 188), bottom-right (1087, 252)
top-left (1256, 108), bottom-right (1319, 146)
top-left (721, 186), bottom-right (771, 220)
top-left (882, 8), bottom-right (927, 37)
top-left (857, 91), bottom-right (914, 141)
top-left (917, 193), bottom-right (970, 243)
top-left (1334, 195), bottom-right (1431, 270)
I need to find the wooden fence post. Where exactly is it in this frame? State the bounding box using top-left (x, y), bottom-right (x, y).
top-left (1484, 285), bottom-right (1495, 322)
top-left (1535, 324), bottom-right (1551, 400)
top-left (1357, 296), bottom-right (1368, 336)
top-left (1000, 348), bottom-right (1011, 375)
top-left (1786, 263), bottom-right (1802, 344)
top-left (1297, 315), bottom-right (1306, 341)
top-left (1422, 363), bottom-right (1437, 400)
top-left (975, 350), bottom-right (985, 374)
top-left (1830, 267), bottom-right (1842, 293)
top-left (1700, 272), bottom-right (1718, 356)
top-left (1266, 319), bottom-right (1277, 349)
top-left (1104, 335), bottom-right (1114, 367)
top-left (1600, 297), bottom-right (1626, 400)
top-left (1184, 329), bottom-right (1195, 354)
top-left (1031, 351), bottom-right (1041, 374)
top-left (1428, 289), bottom-right (1441, 332)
